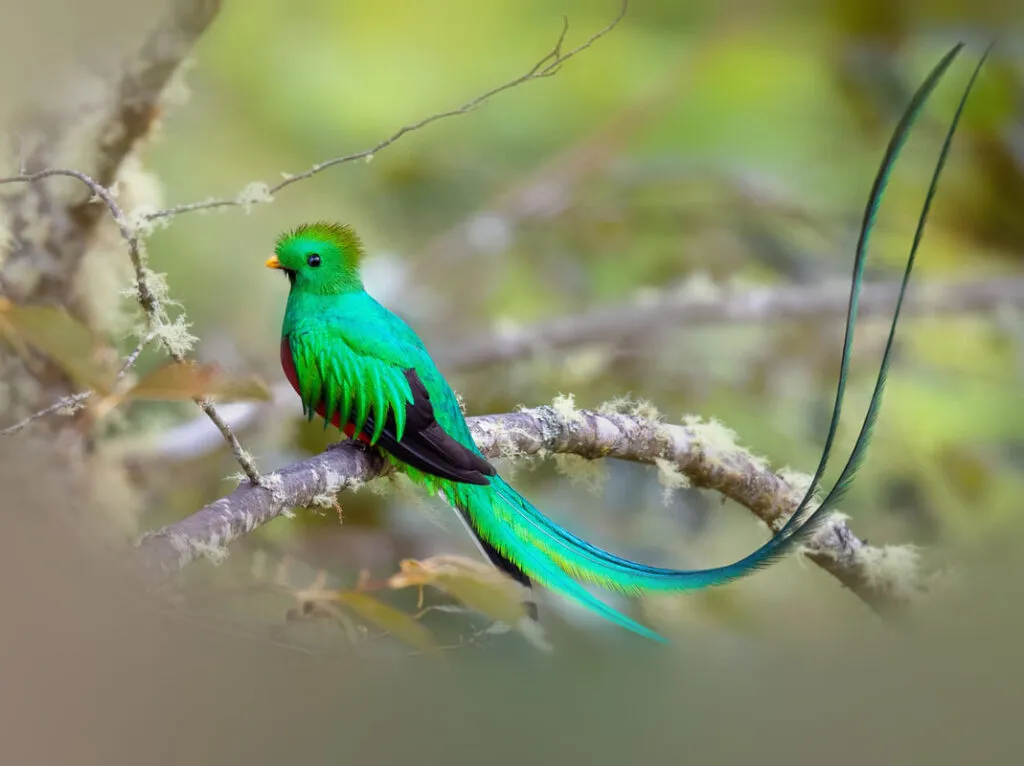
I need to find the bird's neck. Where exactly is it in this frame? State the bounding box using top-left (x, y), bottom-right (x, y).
top-left (281, 288), bottom-right (370, 336)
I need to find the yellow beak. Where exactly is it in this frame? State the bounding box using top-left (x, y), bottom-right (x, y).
top-left (265, 255), bottom-right (283, 269)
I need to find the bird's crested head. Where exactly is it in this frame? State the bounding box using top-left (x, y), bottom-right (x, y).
top-left (266, 221), bottom-right (365, 295)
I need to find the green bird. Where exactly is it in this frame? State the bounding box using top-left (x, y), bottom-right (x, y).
top-left (265, 43), bottom-right (985, 641)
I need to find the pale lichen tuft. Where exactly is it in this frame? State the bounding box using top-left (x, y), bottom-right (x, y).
top-left (684, 413), bottom-right (770, 471)
top-left (654, 457), bottom-right (690, 505)
top-left (778, 466), bottom-right (815, 497)
top-left (189, 538), bottom-right (230, 565)
top-left (551, 392), bottom-right (582, 425)
top-left (155, 314), bottom-right (198, 357)
top-left (225, 472), bottom-right (247, 488)
top-left (235, 182), bottom-right (274, 213)
top-left (598, 394), bottom-right (661, 423)
top-left (553, 453), bottom-right (607, 494)
top-left (308, 492), bottom-right (338, 513)
top-left (856, 544), bottom-right (923, 603)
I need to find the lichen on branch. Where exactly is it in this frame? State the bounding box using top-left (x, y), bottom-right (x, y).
top-left (137, 404), bottom-right (921, 617)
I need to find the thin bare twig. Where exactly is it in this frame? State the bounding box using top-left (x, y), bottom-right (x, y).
top-left (0, 169), bottom-right (261, 483)
top-left (0, 330), bottom-right (158, 436)
top-left (144, 0), bottom-right (630, 222)
top-left (403, 49), bottom-right (696, 325)
top-left (119, 331), bottom-right (158, 374)
top-left (136, 405), bottom-right (920, 617)
top-left (0, 392), bottom-right (94, 436)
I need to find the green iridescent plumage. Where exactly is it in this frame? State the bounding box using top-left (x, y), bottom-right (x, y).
top-left (266, 46), bottom-right (985, 641)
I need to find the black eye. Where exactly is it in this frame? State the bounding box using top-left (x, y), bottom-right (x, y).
top-left (307, 253), bottom-right (321, 267)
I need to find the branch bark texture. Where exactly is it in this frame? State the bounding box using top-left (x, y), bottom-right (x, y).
top-left (138, 406), bottom-right (916, 616)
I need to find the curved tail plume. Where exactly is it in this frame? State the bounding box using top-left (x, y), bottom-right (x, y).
top-left (446, 43), bottom-right (990, 640)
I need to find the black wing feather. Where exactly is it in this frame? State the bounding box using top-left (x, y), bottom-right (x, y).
top-left (359, 370), bottom-right (537, 616)
top-left (362, 369), bottom-right (495, 485)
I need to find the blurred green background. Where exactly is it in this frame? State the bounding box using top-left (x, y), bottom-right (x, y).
top-left (102, 0), bottom-right (1024, 648)
top-left (6, 2), bottom-right (1024, 764)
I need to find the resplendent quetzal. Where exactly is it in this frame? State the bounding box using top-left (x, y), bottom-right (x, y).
top-left (265, 43), bottom-right (986, 641)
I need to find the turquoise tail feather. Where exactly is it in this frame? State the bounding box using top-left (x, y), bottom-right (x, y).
top-left (441, 478), bottom-right (670, 642)
top-left (791, 43), bottom-right (993, 527)
top-left (439, 43), bottom-right (987, 640)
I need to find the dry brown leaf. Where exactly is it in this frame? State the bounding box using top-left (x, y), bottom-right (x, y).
top-left (390, 555), bottom-right (529, 626)
top-left (0, 300), bottom-right (118, 393)
top-left (333, 592), bottom-right (438, 653)
top-left (125, 361), bottom-right (272, 402)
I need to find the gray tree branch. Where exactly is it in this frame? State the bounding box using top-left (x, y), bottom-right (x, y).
top-left (137, 405), bottom-right (920, 617)
top-left (446, 275), bottom-right (1024, 369)
top-left (1, 0), bottom-right (222, 308)
top-left (73, 0), bottom-right (223, 245)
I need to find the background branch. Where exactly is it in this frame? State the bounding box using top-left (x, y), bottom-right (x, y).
top-left (145, 0), bottom-right (629, 222)
top-left (0, 0), bottom-right (224, 454)
top-left (0, 391), bottom-right (93, 436)
top-left (71, 0), bottom-right (223, 249)
top-left (1, 0), bottom-right (223, 310)
top-left (137, 405), bottom-right (915, 617)
top-left (127, 273), bottom-right (1024, 465)
top-left (446, 275), bottom-right (1024, 369)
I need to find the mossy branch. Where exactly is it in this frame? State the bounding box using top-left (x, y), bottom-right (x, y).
top-left (0, 168), bottom-right (261, 483)
top-left (137, 405), bottom-right (920, 617)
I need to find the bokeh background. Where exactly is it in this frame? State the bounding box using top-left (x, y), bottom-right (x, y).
top-left (142, 0), bottom-right (1024, 639)
top-left (3, 1), bottom-right (1024, 763)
